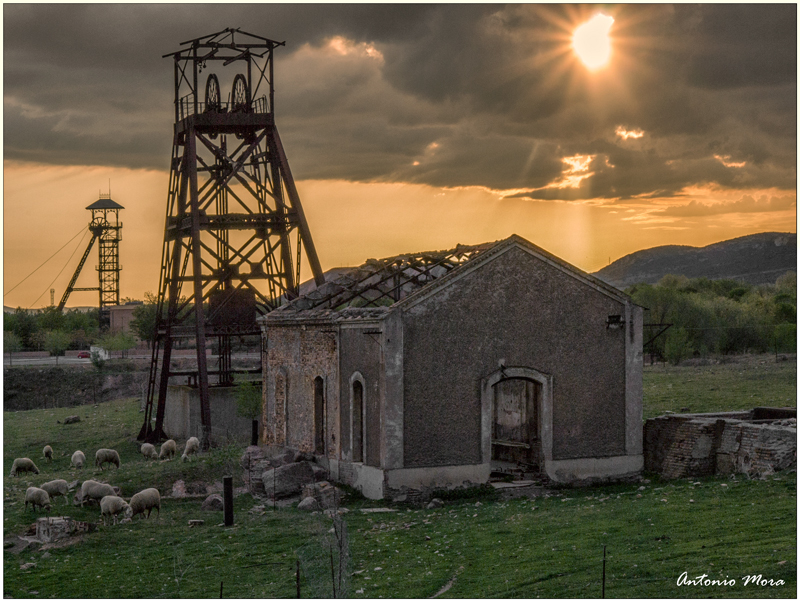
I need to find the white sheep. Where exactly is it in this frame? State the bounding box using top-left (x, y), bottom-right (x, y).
top-left (71, 450), bottom-right (86, 470)
top-left (79, 480), bottom-right (118, 506)
top-left (40, 479), bottom-right (70, 505)
top-left (130, 488), bottom-right (161, 520)
top-left (159, 439), bottom-right (177, 461)
top-left (25, 487), bottom-right (51, 512)
top-left (181, 437), bottom-right (200, 462)
top-left (140, 443), bottom-right (158, 461)
top-left (10, 458), bottom-right (40, 477)
top-left (43, 445), bottom-right (53, 462)
top-left (100, 495), bottom-right (133, 525)
top-left (95, 448), bottom-right (121, 470)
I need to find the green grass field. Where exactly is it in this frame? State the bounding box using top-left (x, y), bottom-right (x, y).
top-left (3, 355), bottom-right (796, 598)
top-left (643, 354), bottom-right (796, 419)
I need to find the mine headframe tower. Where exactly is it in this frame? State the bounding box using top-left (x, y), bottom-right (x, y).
top-left (57, 195), bottom-right (123, 328)
top-left (139, 28), bottom-right (325, 447)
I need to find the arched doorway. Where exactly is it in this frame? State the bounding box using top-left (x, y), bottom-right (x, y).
top-left (481, 366), bottom-right (551, 476)
top-left (491, 377), bottom-right (542, 470)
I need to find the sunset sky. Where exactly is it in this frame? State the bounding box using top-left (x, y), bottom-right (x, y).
top-left (3, 4), bottom-right (796, 309)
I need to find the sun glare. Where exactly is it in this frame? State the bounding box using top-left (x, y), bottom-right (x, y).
top-left (572, 14), bottom-right (614, 70)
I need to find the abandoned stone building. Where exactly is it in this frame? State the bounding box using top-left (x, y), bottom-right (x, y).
top-left (258, 235), bottom-right (644, 499)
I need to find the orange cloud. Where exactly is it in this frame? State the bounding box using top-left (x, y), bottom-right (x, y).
top-left (615, 126), bottom-right (644, 140)
top-left (653, 194), bottom-right (796, 217)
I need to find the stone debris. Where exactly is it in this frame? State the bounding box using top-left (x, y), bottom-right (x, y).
top-left (201, 494), bottom-right (224, 512)
top-left (35, 517), bottom-right (96, 543)
top-left (4, 536), bottom-right (41, 555)
top-left (240, 445), bottom-right (265, 471)
top-left (360, 508), bottom-right (398, 514)
top-left (188, 520), bottom-right (205, 527)
top-left (63, 416), bottom-right (81, 424)
top-left (171, 480), bottom-right (187, 498)
top-left (301, 481), bottom-right (342, 509)
top-left (426, 498), bottom-right (444, 509)
top-left (259, 461), bottom-right (327, 499)
top-left (297, 496), bottom-right (320, 511)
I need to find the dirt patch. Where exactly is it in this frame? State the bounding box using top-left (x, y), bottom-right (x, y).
top-left (4, 536), bottom-right (41, 555)
top-left (40, 535), bottom-right (85, 551)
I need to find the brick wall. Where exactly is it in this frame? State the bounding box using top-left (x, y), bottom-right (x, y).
top-left (644, 413), bottom-right (796, 479)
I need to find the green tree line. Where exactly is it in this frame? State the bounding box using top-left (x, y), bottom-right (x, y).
top-left (3, 302), bottom-right (145, 358)
top-left (628, 271), bottom-right (796, 364)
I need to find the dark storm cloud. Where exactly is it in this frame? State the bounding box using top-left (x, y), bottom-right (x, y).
top-left (3, 4), bottom-right (796, 197)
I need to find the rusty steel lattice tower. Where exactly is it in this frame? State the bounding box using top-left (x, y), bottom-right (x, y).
top-left (58, 195), bottom-right (123, 327)
top-left (139, 29), bottom-right (324, 445)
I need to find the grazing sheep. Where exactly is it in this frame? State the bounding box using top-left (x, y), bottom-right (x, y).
top-left (100, 495), bottom-right (132, 525)
top-left (181, 437), bottom-right (200, 462)
top-left (43, 445), bottom-right (53, 462)
top-left (10, 458), bottom-right (40, 477)
top-left (130, 488), bottom-right (161, 520)
top-left (40, 479), bottom-right (70, 505)
top-left (140, 443), bottom-right (158, 461)
top-left (95, 448), bottom-right (120, 470)
top-left (25, 487), bottom-right (51, 512)
top-left (79, 480), bottom-right (117, 506)
top-left (159, 439), bottom-right (177, 461)
top-left (71, 450), bottom-right (86, 470)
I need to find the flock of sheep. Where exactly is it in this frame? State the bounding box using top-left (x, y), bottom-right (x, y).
top-left (10, 436), bottom-right (201, 526)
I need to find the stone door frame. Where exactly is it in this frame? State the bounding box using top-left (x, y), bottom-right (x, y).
top-left (480, 366), bottom-right (553, 467)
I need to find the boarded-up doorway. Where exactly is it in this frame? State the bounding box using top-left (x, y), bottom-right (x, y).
top-left (492, 378), bottom-right (542, 471)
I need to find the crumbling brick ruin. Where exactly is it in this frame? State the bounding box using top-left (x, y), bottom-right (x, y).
top-left (644, 408), bottom-right (796, 479)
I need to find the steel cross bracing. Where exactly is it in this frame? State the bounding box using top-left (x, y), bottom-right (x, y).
top-left (140, 29), bottom-right (325, 447)
top-left (286, 243), bottom-right (495, 312)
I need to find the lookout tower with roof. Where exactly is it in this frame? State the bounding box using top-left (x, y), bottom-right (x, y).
top-left (57, 194), bottom-right (123, 327)
top-left (139, 29), bottom-right (325, 446)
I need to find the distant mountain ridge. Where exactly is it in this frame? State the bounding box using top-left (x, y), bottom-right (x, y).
top-left (593, 232), bottom-right (797, 289)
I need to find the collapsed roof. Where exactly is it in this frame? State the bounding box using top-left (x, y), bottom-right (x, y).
top-left (276, 240), bottom-right (499, 313)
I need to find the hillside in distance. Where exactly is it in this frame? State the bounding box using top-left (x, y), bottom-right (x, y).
top-left (593, 232), bottom-right (796, 289)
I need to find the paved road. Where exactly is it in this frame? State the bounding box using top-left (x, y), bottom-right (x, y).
top-left (4, 353), bottom-right (260, 367)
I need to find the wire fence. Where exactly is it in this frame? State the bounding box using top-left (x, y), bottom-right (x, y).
top-left (296, 513), bottom-right (350, 598)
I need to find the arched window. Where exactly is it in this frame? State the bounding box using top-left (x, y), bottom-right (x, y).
top-left (275, 369), bottom-right (288, 445)
top-left (314, 376), bottom-right (325, 455)
top-left (352, 380), bottom-right (364, 462)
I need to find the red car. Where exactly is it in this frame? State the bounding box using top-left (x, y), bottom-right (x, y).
top-left (77, 351), bottom-right (91, 359)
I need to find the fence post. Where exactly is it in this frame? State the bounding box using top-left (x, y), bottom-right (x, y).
top-left (223, 476), bottom-right (234, 526)
top-left (602, 544), bottom-right (606, 598)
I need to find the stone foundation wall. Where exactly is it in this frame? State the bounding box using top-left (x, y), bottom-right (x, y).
top-left (644, 413), bottom-right (796, 479)
top-left (163, 384), bottom-right (253, 445)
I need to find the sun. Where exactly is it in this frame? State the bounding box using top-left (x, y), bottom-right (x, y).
top-left (572, 13), bottom-right (614, 70)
